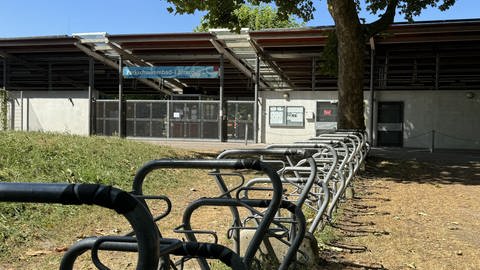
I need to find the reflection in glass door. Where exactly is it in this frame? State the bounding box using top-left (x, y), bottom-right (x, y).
top-left (377, 102), bottom-right (404, 147)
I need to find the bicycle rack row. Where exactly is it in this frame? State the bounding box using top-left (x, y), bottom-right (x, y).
top-left (0, 129), bottom-right (369, 270)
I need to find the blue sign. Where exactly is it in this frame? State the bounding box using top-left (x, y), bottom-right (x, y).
top-left (123, 66), bottom-right (219, 79)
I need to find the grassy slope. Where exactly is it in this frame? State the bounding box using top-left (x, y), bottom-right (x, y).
top-left (0, 131), bottom-right (342, 269)
top-left (0, 131), bottom-right (197, 268)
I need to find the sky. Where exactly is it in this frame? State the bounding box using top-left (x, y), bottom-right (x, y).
top-left (0, 0), bottom-right (478, 37)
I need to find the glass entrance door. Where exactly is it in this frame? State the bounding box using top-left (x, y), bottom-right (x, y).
top-left (377, 102), bottom-right (404, 147)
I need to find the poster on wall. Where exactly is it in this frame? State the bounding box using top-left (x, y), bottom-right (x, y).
top-left (269, 106), bottom-right (285, 126)
top-left (286, 106), bottom-right (304, 127)
top-left (269, 106), bottom-right (305, 127)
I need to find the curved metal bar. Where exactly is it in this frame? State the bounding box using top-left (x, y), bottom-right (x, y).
top-left (299, 139), bottom-right (354, 219)
top-left (181, 198), bottom-right (305, 270)
top-left (0, 182), bottom-right (160, 270)
top-left (131, 159), bottom-right (282, 269)
top-left (170, 242), bottom-right (246, 270)
top-left (214, 149), bottom-right (305, 255)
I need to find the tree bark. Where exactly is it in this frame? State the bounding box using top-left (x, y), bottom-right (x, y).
top-left (327, 0), bottom-right (365, 129)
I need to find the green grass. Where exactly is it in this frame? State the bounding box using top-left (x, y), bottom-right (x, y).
top-left (0, 131), bottom-right (347, 269)
top-left (0, 131), bottom-right (197, 263)
top-left (0, 131), bottom-right (191, 186)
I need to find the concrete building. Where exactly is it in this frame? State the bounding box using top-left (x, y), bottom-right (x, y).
top-left (1, 19), bottom-right (479, 149)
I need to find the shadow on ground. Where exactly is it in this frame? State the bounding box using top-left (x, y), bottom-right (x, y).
top-left (364, 155), bottom-right (480, 186)
top-left (319, 148), bottom-right (480, 269)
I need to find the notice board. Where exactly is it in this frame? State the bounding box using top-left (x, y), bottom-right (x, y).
top-left (269, 106), bottom-right (304, 127)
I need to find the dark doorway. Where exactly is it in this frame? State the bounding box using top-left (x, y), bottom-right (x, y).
top-left (377, 102), bottom-right (404, 147)
top-left (316, 101), bottom-right (338, 135)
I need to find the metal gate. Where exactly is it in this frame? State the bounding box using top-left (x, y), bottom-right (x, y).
top-left (226, 101), bottom-right (254, 141)
top-left (377, 102), bottom-right (404, 147)
top-left (169, 100), bottom-right (219, 139)
top-left (96, 100), bottom-right (221, 140)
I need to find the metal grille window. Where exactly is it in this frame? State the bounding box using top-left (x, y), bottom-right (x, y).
top-left (96, 100), bottom-right (119, 136)
top-left (96, 100), bottom-right (222, 140)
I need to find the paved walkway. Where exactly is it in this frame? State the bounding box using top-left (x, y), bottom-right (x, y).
top-left (134, 138), bottom-right (480, 163)
top-left (133, 138), bottom-right (266, 153)
top-left (370, 147), bottom-right (480, 164)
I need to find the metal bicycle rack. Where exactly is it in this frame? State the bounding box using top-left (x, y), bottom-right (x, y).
top-left (1, 129), bottom-right (370, 270)
top-left (264, 143), bottom-right (336, 231)
top-left (215, 148), bottom-right (314, 269)
top-left (0, 182), bottom-right (162, 270)
top-left (130, 159), bottom-right (284, 270)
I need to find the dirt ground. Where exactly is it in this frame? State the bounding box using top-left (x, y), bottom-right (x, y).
top-left (321, 149), bottom-right (480, 270)
top-left (137, 141), bottom-right (480, 270)
top-left (2, 141), bottom-right (479, 270)
top-left (147, 142), bottom-right (480, 270)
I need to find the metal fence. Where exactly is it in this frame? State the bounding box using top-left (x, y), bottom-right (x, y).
top-left (96, 99), bottom-right (235, 140)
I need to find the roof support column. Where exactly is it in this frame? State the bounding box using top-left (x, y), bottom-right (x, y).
top-left (1, 59), bottom-right (7, 130)
top-left (118, 56), bottom-right (126, 138)
top-left (2, 59), bottom-right (5, 89)
top-left (369, 38), bottom-right (376, 145)
top-left (254, 56), bottom-right (260, 143)
top-left (88, 57), bottom-right (95, 136)
top-left (219, 54), bottom-right (226, 142)
top-left (2, 58), bottom-right (6, 91)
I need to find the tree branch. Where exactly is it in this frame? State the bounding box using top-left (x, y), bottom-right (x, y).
top-left (365, 0), bottom-right (399, 37)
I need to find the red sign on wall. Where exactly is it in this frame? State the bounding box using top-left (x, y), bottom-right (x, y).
top-left (323, 109), bottom-right (332, 116)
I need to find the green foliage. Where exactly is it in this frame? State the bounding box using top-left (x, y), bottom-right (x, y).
top-left (314, 208), bottom-right (343, 244)
top-left (168, 0), bottom-right (457, 31)
top-left (319, 30), bottom-right (338, 77)
top-left (195, 4), bottom-right (304, 32)
top-left (194, 4), bottom-right (304, 32)
top-left (366, 0), bottom-right (456, 22)
top-left (0, 131), bottom-right (195, 257)
top-left (167, 0), bottom-right (314, 32)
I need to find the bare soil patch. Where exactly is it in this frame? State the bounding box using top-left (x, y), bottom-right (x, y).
top-left (322, 155), bottom-right (480, 270)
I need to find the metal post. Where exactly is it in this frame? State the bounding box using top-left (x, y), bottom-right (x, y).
top-left (166, 101), bottom-right (170, 139)
top-left (430, 130), bottom-right (435, 153)
top-left (244, 124), bottom-right (248, 146)
top-left (369, 38), bottom-right (376, 145)
top-left (1, 59), bottom-right (7, 130)
top-left (20, 91), bottom-right (23, 131)
top-left (219, 54), bottom-right (225, 141)
top-left (88, 57), bottom-right (95, 136)
top-left (2, 59), bottom-right (5, 90)
top-left (254, 56), bottom-right (260, 143)
top-left (26, 97), bottom-right (29, 131)
top-left (383, 51), bottom-right (389, 88)
top-left (118, 56), bottom-right (124, 138)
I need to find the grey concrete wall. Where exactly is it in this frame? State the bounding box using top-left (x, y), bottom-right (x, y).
top-left (8, 91), bottom-right (89, 135)
top-left (259, 90), bottom-right (480, 150)
top-left (376, 90), bottom-right (480, 150)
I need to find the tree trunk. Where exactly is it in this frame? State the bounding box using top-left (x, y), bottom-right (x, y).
top-left (328, 0), bottom-right (365, 129)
